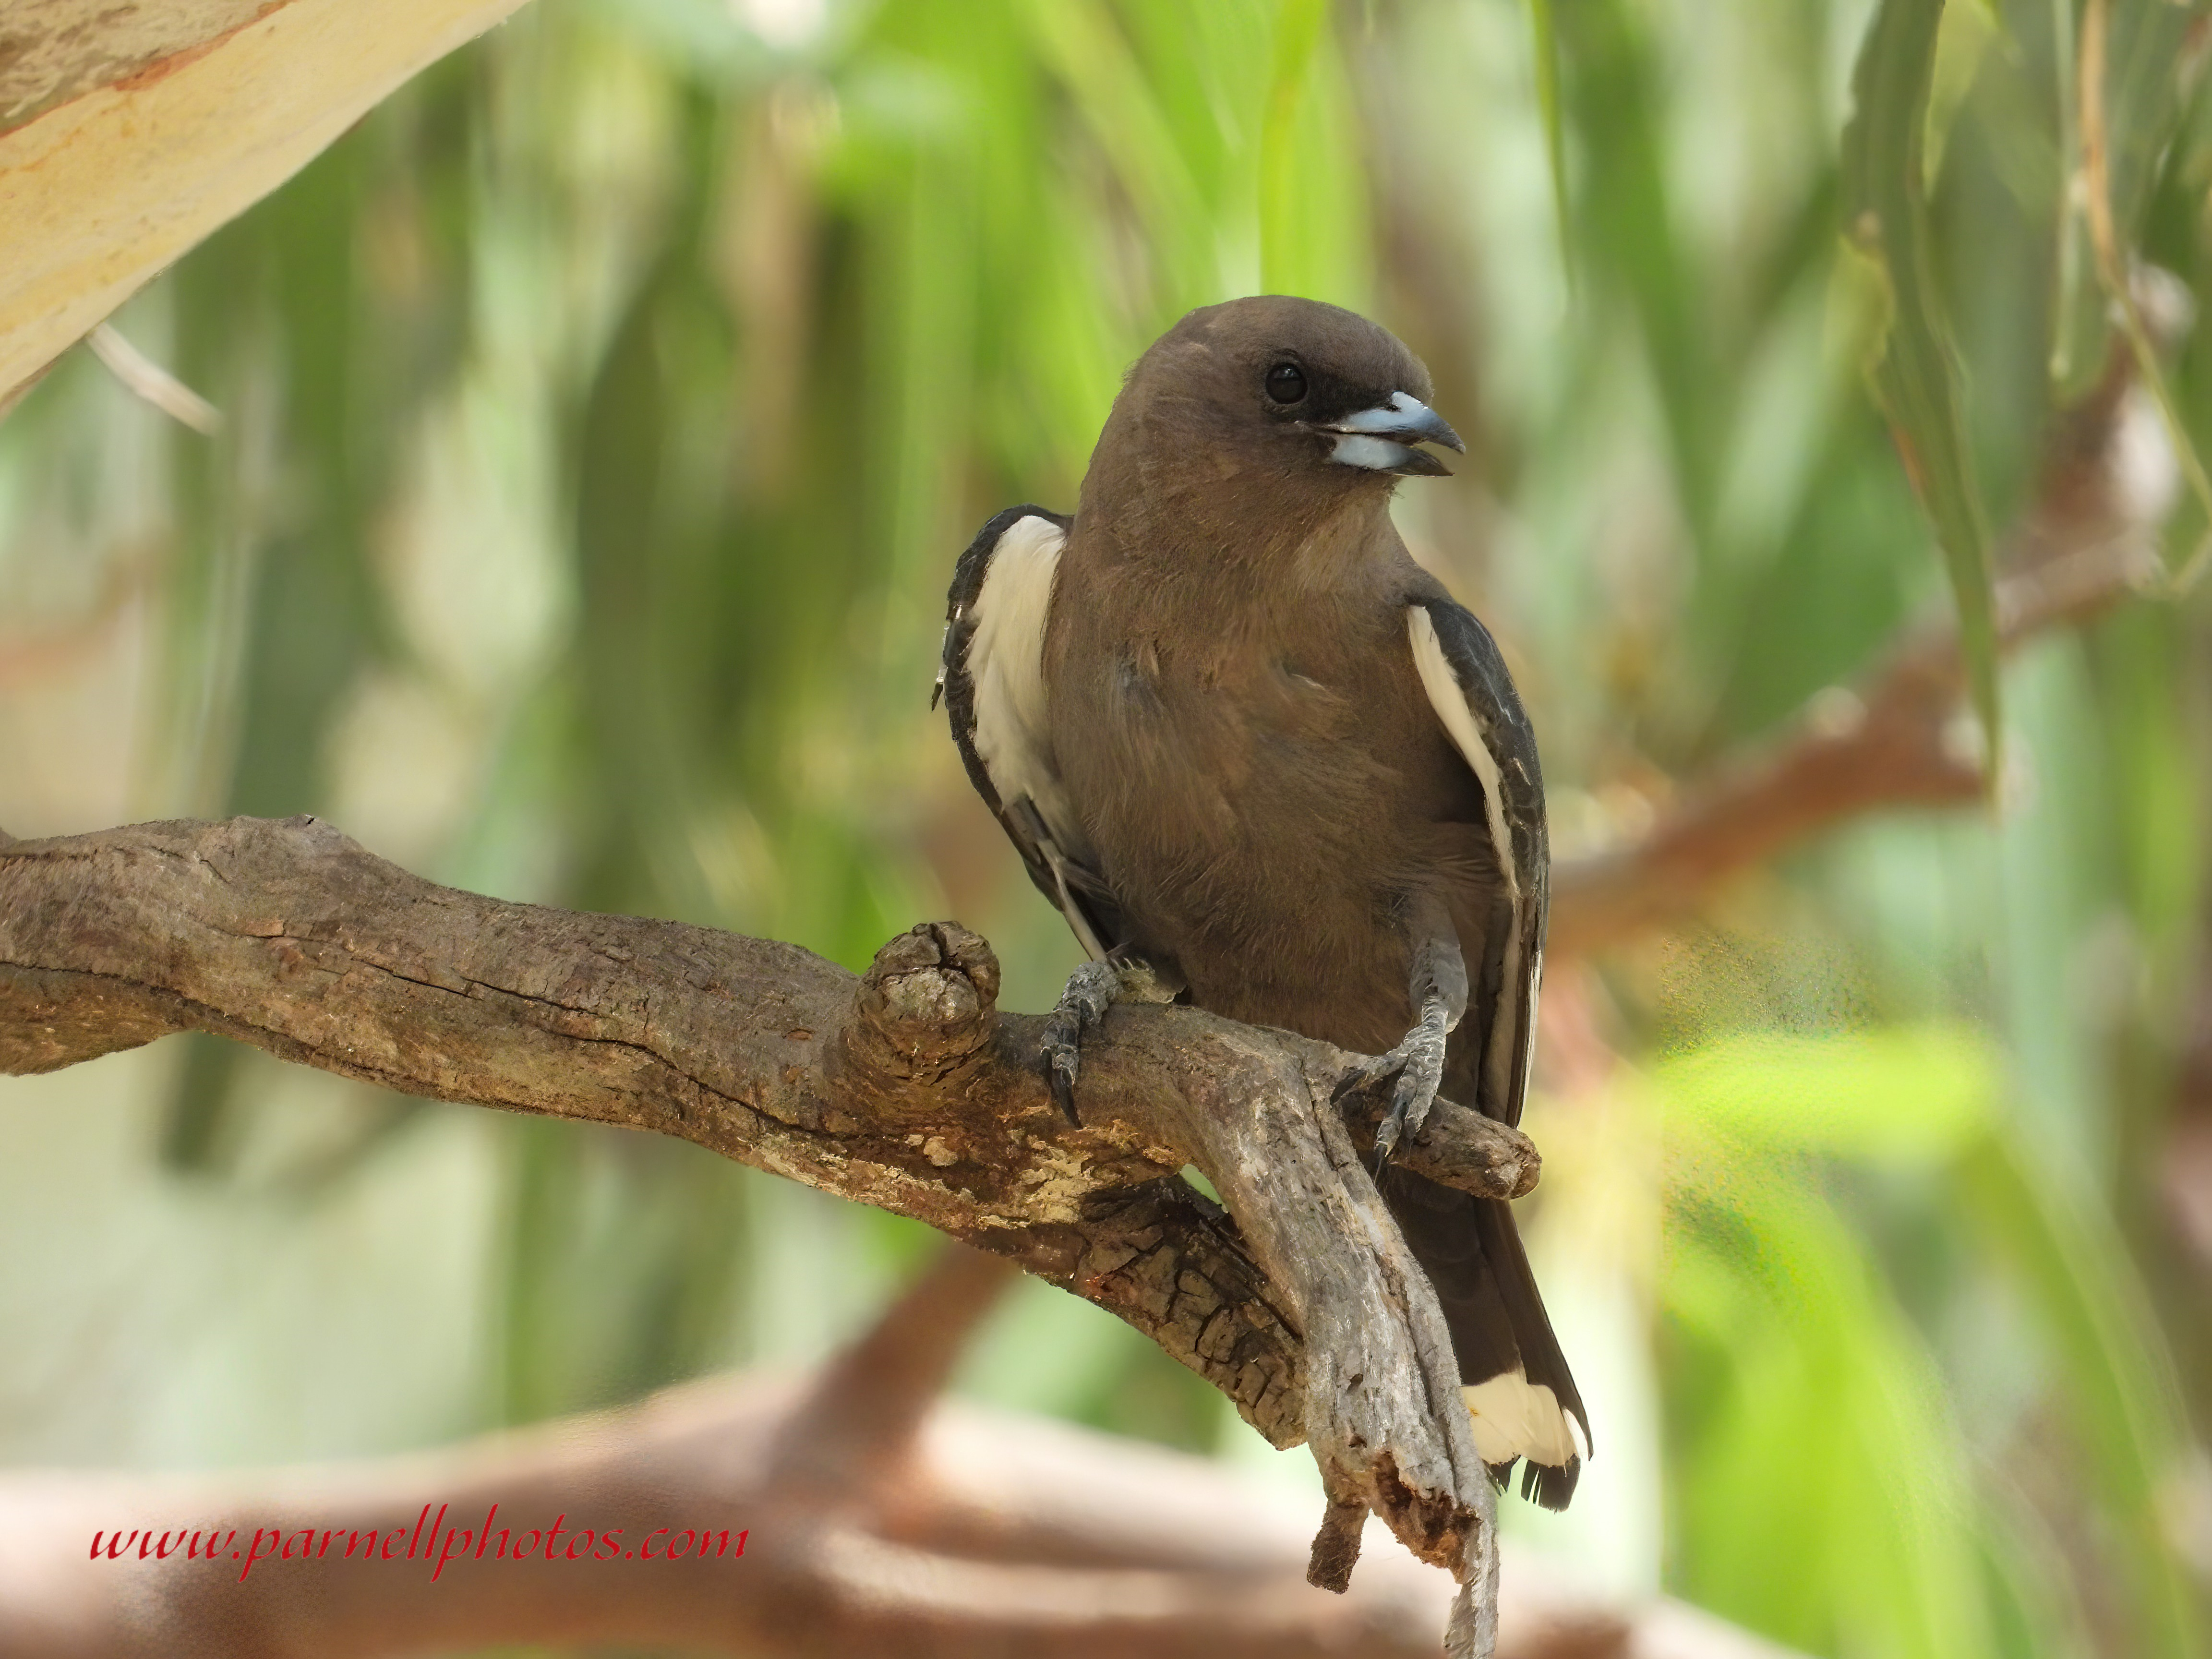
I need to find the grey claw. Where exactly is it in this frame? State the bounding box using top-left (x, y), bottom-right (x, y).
top-left (1371, 1117), bottom-right (1403, 1173)
top-left (1041, 1027), bottom-right (1084, 1126)
top-left (1390, 1056), bottom-right (1440, 1141)
top-left (1039, 959), bottom-right (1127, 1129)
top-left (1345, 1004), bottom-right (1450, 1172)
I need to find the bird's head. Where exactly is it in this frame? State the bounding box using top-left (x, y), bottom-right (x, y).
top-left (1089, 296), bottom-right (1465, 525)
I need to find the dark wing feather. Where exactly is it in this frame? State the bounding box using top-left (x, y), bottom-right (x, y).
top-left (1410, 595), bottom-right (1549, 1130)
top-left (1402, 594), bottom-right (1585, 1507)
top-left (939, 506), bottom-right (1129, 960)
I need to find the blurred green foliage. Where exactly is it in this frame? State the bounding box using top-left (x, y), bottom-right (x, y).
top-left (4, 0), bottom-right (2212, 1653)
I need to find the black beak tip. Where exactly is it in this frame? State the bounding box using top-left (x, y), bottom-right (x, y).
top-left (1393, 448), bottom-right (1454, 478)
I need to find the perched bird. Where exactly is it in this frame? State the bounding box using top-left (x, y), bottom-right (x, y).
top-left (935, 295), bottom-right (1587, 1508)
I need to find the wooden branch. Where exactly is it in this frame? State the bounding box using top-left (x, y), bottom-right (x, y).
top-left (0, 813), bottom-right (1543, 1647)
top-left (0, 1244), bottom-right (1805, 1659)
top-left (1549, 335), bottom-right (2175, 956)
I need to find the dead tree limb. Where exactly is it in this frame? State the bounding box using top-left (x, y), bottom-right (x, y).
top-left (0, 1244), bottom-right (1803, 1659)
top-left (0, 813), bottom-right (1539, 1647)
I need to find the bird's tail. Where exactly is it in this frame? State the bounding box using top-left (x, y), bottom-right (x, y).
top-left (1380, 1167), bottom-right (1588, 1511)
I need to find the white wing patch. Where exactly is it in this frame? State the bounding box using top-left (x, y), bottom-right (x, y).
top-left (1408, 606), bottom-right (1518, 903)
top-left (966, 515), bottom-right (1063, 807)
top-left (961, 516), bottom-right (1106, 960)
top-left (1462, 1372), bottom-right (1583, 1467)
top-left (1410, 604), bottom-right (1533, 1111)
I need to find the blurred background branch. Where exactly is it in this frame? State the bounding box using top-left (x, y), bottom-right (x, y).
top-left (0, 1243), bottom-right (1803, 1659)
top-left (1551, 317), bottom-right (2182, 955)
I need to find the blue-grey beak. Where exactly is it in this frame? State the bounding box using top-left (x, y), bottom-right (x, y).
top-left (1317, 391), bottom-right (1466, 477)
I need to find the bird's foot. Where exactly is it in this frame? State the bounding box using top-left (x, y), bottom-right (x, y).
top-left (1040, 959), bottom-right (1176, 1126)
top-left (1333, 1002), bottom-right (1451, 1169)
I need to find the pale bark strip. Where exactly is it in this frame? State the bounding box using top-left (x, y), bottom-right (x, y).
top-left (0, 0), bottom-right (530, 410)
top-left (2, 0), bottom-right (286, 133)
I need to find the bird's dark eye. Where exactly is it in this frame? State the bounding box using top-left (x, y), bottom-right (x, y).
top-left (1264, 361), bottom-right (1307, 405)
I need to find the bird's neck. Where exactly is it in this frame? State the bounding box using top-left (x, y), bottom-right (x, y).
top-left (1076, 474), bottom-right (1401, 597)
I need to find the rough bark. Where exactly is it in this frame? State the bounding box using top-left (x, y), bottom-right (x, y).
top-left (0, 813), bottom-right (1545, 1647)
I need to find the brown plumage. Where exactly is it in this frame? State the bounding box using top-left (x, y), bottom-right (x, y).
top-left (939, 295), bottom-right (1587, 1507)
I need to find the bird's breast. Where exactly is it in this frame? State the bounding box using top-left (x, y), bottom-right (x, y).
top-left (1046, 607), bottom-right (1486, 1046)
top-left (1087, 638), bottom-right (1377, 820)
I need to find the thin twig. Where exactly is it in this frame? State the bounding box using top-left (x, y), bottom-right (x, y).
top-left (85, 326), bottom-right (221, 435)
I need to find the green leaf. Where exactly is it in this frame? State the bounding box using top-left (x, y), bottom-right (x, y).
top-left (1656, 1024), bottom-right (1993, 1167)
top-left (1525, 0), bottom-right (1572, 289)
top-left (1661, 1018), bottom-right (2201, 1658)
top-left (1959, 1136), bottom-right (2202, 1659)
top-left (1923, 0), bottom-right (1998, 192)
top-left (2052, 0), bottom-right (2203, 399)
top-left (1841, 0), bottom-right (2002, 777)
top-left (1665, 1164), bottom-right (1995, 1657)
top-left (1258, 0), bottom-right (1330, 294)
top-left (1017, 0), bottom-right (1214, 310)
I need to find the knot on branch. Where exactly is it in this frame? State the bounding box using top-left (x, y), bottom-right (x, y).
top-left (836, 922), bottom-right (1002, 1112)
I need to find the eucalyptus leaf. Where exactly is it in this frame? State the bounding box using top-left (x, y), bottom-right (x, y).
top-left (1842, 0), bottom-right (2003, 774)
